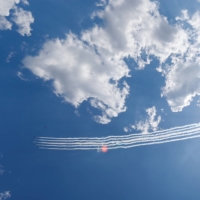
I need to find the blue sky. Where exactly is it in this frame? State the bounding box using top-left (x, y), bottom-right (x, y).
top-left (1, 0), bottom-right (200, 199)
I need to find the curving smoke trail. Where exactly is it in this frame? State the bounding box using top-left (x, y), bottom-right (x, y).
top-left (33, 123), bottom-right (200, 150)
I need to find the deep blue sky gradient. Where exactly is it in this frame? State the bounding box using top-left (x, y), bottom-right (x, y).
top-left (1, 0), bottom-right (200, 199)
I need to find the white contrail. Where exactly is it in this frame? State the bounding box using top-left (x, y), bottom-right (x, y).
top-left (35, 127), bottom-right (200, 149)
top-left (35, 128), bottom-right (200, 148)
top-left (34, 122), bottom-right (200, 150)
top-left (35, 123), bottom-right (198, 146)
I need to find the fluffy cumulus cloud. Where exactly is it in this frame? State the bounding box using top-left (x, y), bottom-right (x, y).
top-left (22, 0), bottom-right (200, 123)
top-left (88, 0), bottom-right (188, 69)
top-left (161, 10), bottom-right (200, 112)
top-left (23, 34), bottom-right (130, 124)
top-left (124, 106), bottom-right (161, 133)
top-left (0, 191), bottom-right (11, 200)
top-left (0, 0), bottom-right (18, 30)
top-left (0, 0), bottom-right (34, 36)
top-left (0, 0), bottom-right (19, 16)
top-left (11, 7), bottom-right (34, 36)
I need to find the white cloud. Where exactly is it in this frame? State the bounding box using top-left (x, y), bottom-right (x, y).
top-left (6, 51), bottom-right (15, 62)
top-left (0, 0), bottom-right (19, 16)
top-left (21, 0), bottom-right (29, 5)
top-left (0, 0), bottom-right (17, 30)
top-left (23, 34), bottom-right (130, 123)
top-left (162, 60), bottom-right (200, 112)
top-left (0, 16), bottom-right (12, 30)
top-left (87, 0), bottom-right (189, 69)
top-left (136, 107), bottom-right (161, 133)
top-left (197, 99), bottom-right (200, 107)
top-left (161, 11), bottom-right (200, 112)
top-left (23, 0), bottom-right (200, 122)
top-left (11, 7), bottom-right (34, 36)
top-left (0, 0), bottom-right (34, 35)
top-left (0, 191), bottom-right (11, 200)
top-left (129, 106), bottom-right (161, 133)
top-left (124, 127), bottom-right (129, 132)
top-left (17, 71), bottom-right (28, 81)
top-left (23, 0), bottom-right (187, 123)
top-left (95, 0), bottom-right (106, 7)
top-left (74, 110), bottom-right (80, 116)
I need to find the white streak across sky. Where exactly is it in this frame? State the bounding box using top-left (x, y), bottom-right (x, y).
top-left (34, 123), bottom-right (200, 151)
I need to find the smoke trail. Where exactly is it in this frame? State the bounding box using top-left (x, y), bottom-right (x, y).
top-left (33, 122), bottom-right (200, 150)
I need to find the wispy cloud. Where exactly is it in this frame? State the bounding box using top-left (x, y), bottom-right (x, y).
top-left (124, 106), bottom-right (161, 133)
top-left (21, 0), bottom-right (29, 5)
top-left (17, 71), bottom-right (28, 81)
top-left (0, 191), bottom-right (11, 200)
top-left (134, 107), bottom-right (161, 133)
top-left (95, 0), bottom-right (106, 7)
top-left (6, 51), bottom-right (15, 62)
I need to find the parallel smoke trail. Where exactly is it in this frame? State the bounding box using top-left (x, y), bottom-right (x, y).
top-left (33, 123), bottom-right (200, 150)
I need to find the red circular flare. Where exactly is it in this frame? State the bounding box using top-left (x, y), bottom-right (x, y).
top-left (101, 145), bottom-right (108, 153)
